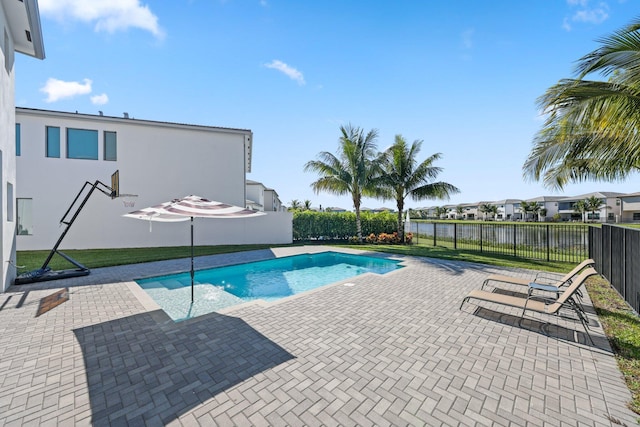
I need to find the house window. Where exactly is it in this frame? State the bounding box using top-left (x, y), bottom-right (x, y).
top-left (67, 128), bottom-right (98, 160)
top-left (46, 126), bottom-right (60, 158)
top-left (634, 213), bottom-right (640, 221)
top-left (15, 123), bottom-right (20, 156)
top-left (104, 131), bottom-right (117, 161)
top-left (17, 198), bottom-right (33, 235)
top-left (6, 183), bottom-right (13, 221)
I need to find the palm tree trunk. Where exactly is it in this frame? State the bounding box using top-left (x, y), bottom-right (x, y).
top-left (397, 204), bottom-right (404, 243)
top-left (355, 208), bottom-right (362, 242)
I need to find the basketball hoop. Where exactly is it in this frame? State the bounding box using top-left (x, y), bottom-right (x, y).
top-left (110, 170), bottom-right (138, 207)
top-left (119, 194), bottom-right (138, 208)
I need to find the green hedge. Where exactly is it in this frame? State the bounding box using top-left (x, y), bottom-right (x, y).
top-left (293, 211), bottom-right (398, 240)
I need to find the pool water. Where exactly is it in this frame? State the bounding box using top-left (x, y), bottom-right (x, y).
top-left (136, 251), bottom-right (403, 321)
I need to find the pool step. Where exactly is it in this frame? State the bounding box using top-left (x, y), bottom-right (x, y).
top-left (163, 279), bottom-right (185, 290)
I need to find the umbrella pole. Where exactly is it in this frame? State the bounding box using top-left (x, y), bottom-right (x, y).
top-left (190, 216), bottom-right (194, 304)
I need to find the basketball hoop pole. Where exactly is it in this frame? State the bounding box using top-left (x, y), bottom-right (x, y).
top-left (39, 178), bottom-right (115, 271)
top-left (16, 171), bottom-right (122, 285)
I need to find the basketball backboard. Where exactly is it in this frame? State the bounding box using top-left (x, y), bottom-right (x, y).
top-left (111, 170), bottom-right (119, 199)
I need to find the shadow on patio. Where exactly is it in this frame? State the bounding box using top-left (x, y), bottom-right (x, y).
top-left (472, 306), bottom-right (611, 350)
top-left (73, 309), bottom-right (294, 425)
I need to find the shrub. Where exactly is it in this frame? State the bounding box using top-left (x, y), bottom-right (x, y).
top-left (362, 231), bottom-right (411, 245)
top-left (293, 211), bottom-right (397, 241)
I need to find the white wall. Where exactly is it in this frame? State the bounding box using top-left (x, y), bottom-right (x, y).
top-left (16, 109), bottom-right (292, 250)
top-left (246, 182), bottom-right (265, 210)
top-left (0, 6), bottom-right (17, 291)
top-left (621, 196), bottom-right (640, 222)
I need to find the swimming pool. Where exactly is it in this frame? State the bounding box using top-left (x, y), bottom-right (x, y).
top-left (135, 251), bottom-right (403, 321)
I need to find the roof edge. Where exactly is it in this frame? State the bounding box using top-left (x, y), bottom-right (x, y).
top-left (23, 0), bottom-right (45, 59)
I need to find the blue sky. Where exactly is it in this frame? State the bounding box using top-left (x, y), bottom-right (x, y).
top-left (15, 0), bottom-right (640, 210)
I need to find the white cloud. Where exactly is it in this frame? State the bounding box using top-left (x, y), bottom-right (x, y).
top-left (91, 93), bottom-right (109, 105)
top-left (265, 60), bottom-right (306, 85)
top-left (40, 78), bottom-right (92, 103)
top-left (573, 5), bottom-right (609, 24)
top-left (38, 0), bottom-right (165, 39)
top-left (563, 0), bottom-right (609, 31)
top-left (461, 28), bottom-right (474, 50)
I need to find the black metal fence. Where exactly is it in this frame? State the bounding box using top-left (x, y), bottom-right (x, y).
top-left (589, 224), bottom-right (640, 314)
top-left (408, 222), bottom-right (589, 264)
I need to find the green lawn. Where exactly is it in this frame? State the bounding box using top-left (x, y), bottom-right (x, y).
top-left (15, 244), bottom-right (294, 272)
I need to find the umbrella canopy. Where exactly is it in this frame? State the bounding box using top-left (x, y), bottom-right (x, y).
top-left (124, 195), bottom-right (265, 303)
top-left (123, 202), bottom-right (191, 231)
top-left (160, 195), bottom-right (266, 219)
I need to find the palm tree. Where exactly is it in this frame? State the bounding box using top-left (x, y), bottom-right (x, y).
top-left (376, 135), bottom-right (459, 241)
top-left (434, 206), bottom-right (448, 219)
top-left (517, 201), bottom-right (530, 221)
top-left (523, 17), bottom-right (640, 189)
top-left (304, 124), bottom-right (380, 242)
top-left (539, 207), bottom-right (548, 222)
top-left (573, 199), bottom-right (589, 222)
top-left (585, 196), bottom-right (604, 222)
top-left (518, 201), bottom-right (540, 221)
top-left (288, 199), bottom-right (301, 211)
top-left (487, 204), bottom-right (499, 220)
top-left (529, 202), bottom-right (541, 222)
top-left (303, 200), bottom-right (312, 211)
top-left (479, 203), bottom-right (495, 221)
top-left (456, 205), bottom-right (464, 220)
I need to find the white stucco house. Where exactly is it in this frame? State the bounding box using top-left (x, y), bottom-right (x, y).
top-left (1, 0), bottom-right (44, 291)
top-left (619, 192), bottom-right (640, 223)
top-left (492, 199), bottom-right (521, 221)
top-left (15, 107), bottom-right (292, 252)
top-left (522, 196), bottom-right (565, 221)
top-left (246, 179), bottom-right (285, 212)
top-left (557, 192), bottom-right (625, 222)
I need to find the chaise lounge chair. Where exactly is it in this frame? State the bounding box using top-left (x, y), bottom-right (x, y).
top-left (460, 267), bottom-right (598, 344)
top-left (480, 258), bottom-right (595, 292)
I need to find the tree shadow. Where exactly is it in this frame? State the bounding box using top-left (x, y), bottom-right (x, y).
top-left (73, 310), bottom-right (294, 426)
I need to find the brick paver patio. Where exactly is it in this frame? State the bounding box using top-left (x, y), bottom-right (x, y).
top-left (0, 246), bottom-right (636, 426)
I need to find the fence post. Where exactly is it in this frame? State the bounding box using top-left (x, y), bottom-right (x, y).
top-left (546, 224), bottom-right (550, 262)
top-left (480, 223), bottom-right (483, 253)
top-left (454, 223), bottom-right (457, 249)
top-left (433, 222), bottom-right (437, 247)
top-left (513, 224), bottom-right (517, 257)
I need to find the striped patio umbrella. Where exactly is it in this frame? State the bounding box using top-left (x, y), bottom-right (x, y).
top-left (124, 195), bottom-right (265, 303)
top-left (123, 202), bottom-right (191, 230)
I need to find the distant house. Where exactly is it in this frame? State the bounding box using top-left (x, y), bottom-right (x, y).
top-left (557, 192), bottom-right (625, 222)
top-left (523, 196), bottom-right (565, 221)
top-left (326, 207), bottom-right (347, 213)
top-left (1, 0), bottom-right (45, 292)
top-left (460, 202), bottom-right (478, 220)
top-left (617, 192), bottom-right (640, 223)
top-left (246, 180), bottom-right (285, 212)
top-left (493, 199), bottom-right (521, 221)
top-left (372, 207), bottom-right (394, 213)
